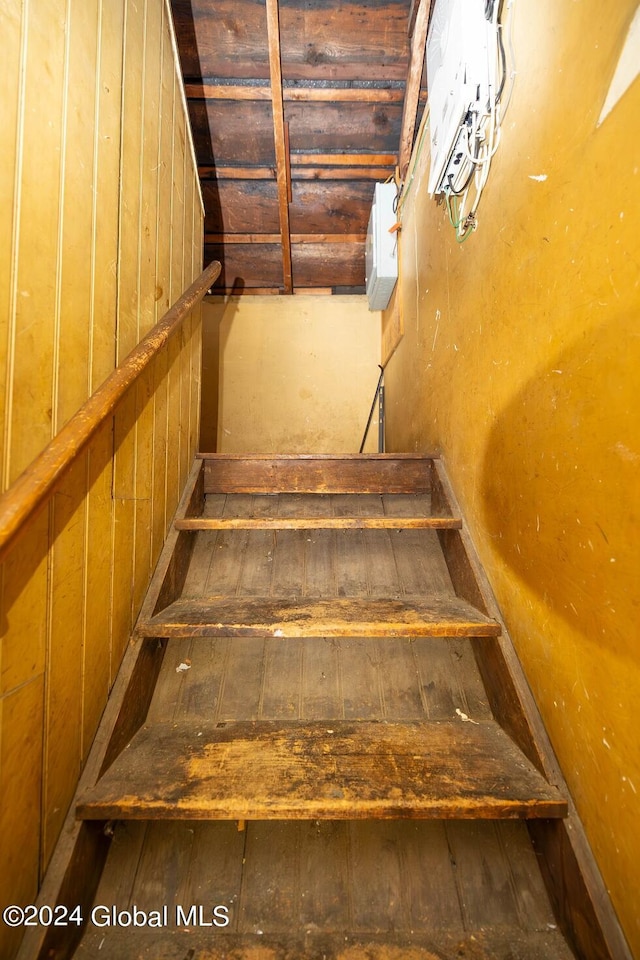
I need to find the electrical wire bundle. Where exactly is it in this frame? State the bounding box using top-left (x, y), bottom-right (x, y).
top-left (443, 0), bottom-right (517, 242)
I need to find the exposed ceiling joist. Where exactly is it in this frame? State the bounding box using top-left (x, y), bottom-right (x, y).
top-left (171, 0), bottom-right (423, 294)
top-left (266, 0), bottom-right (293, 293)
top-left (185, 83), bottom-right (409, 104)
top-left (205, 233), bottom-right (366, 245)
top-left (399, 0), bottom-right (432, 179)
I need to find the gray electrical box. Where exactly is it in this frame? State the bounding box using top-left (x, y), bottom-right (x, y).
top-left (365, 182), bottom-right (398, 311)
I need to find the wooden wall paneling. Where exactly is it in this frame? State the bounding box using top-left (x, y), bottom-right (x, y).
top-left (117, 0), bottom-right (145, 362)
top-left (56, 0), bottom-right (100, 428)
top-left (0, 677), bottom-right (45, 960)
top-left (166, 79), bottom-right (187, 519)
top-left (48, 0), bottom-right (102, 790)
top-left (188, 193), bottom-right (204, 463)
top-left (132, 0), bottom-right (164, 615)
top-left (42, 0), bottom-right (102, 865)
top-left (184, 169), bottom-right (197, 475)
top-left (9, 0), bottom-right (66, 484)
top-left (151, 18), bottom-right (177, 557)
top-left (179, 164), bottom-right (196, 490)
top-left (0, 510), bottom-right (49, 693)
top-left (0, 1), bottom-right (23, 486)
top-left (82, 420), bottom-right (115, 758)
top-left (43, 456), bottom-right (88, 869)
top-left (87, 0), bottom-right (122, 703)
top-left (133, 364), bottom-right (155, 615)
top-left (91, 0), bottom-right (125, 393)
top-left (111, 0), bottom-right (146, 658)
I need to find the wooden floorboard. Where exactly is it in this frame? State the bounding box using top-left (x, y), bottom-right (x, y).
top-left (76, 719), bottom-right (567, 821)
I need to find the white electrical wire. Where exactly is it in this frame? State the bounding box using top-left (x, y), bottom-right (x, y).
top-left (449, 0), bottom-right (512, 240)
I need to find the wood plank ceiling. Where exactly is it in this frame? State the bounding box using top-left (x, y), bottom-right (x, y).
top-left (169, 0), bottom-right (430, 295)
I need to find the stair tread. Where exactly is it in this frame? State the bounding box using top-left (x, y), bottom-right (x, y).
top-left (175, 515), bottom-right (462, 530)
top-left (137, 595), bottom-right (501, 638)
top-left (76, 718), bottom-right (567, 821)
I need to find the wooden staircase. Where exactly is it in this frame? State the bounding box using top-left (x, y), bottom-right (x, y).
top-left (31, 454), bottom-right (626, 960)
top-left (77, 454), bottom-right (566, 827)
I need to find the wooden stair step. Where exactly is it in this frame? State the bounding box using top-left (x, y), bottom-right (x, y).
top-left (201, 454), bottom-right (435, 494)
top-left (76, 719), bottom-right (567, 821)
top-left (175, 515), bottom-right (462, 530)
top-left (136, 596), bottom-right (501, 639)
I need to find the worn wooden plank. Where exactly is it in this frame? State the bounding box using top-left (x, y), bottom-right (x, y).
top-left (136, 459), bottom-right (203, 622)
top-left (74, 927), bottom-right (578, 959)
top-left (217, 637), bottom-right (266, 720)
top-left (286, 101), bottom-right (401, 153)
top-left (137, 595), bottom-right (501, 639)
top-left (266, 0), bottom-right (293, 293)
top-left (260, 637), bottom-right (303, 718)
top-left (202, 455), bottom-right (434, 494)
top-left (300, 638), bottom-right (342, 718)
top-left (340, 637), bottom-right (384, 719)
top-left (76, 718), bottom-right (567, 821)
top-left (205, 232), bottom-right (367, 244)
top-left (399, 0), bottom-right (430, 178)
top-left (175, 515), bottom-right (461, 530)
top-left (171, 0), bottom-right (410, 81)
top-left (292, 242), bottom-right (366, 288)
top-left (289, 180), bottom-right (375, 233)
top-left (186, 83), bottom-right (405, 105)
top-left (205, 243), bottom-right (284, 290)
top-left (238, 822), bottom-right (300, 932)
top-left (413, 637), bottom-right (492, 722)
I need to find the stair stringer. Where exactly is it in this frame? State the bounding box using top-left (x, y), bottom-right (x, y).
top-left (431, 458), bottom-right (632, 960)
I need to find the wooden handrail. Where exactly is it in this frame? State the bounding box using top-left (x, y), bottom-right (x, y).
top-left (0, 260), bottom-right (221, 564)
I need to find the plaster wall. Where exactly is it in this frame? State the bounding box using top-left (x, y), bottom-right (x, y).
top-left (205, 295), bottom-right (382, 453)
top-left (385, 0), bottom-right (640, 951)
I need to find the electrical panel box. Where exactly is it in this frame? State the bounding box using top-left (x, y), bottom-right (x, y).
top-left (365, 182), bottom-right (398, 311)
top-left (426, 0), bottom-right (496, 195)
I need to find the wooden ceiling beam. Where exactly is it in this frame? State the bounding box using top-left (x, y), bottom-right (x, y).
top-left (265, 0), bottom-right (293, 293)
top-left (184, 84), bottom-right (409, 104)
top-left (399, 0), bottom-right (432, 180)
top-left (206, 288), bottom-right (337, 297)
top-left (290, 153), bottom-right (396, 167)
top-left (199, 166), bottom-right (395, 181)
top-left (205, 234), bottom-right (366, 245)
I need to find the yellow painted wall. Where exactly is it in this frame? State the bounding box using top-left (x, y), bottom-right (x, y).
top-left (385, 0), bottom-right (640, 952)
top-left (0, 2), bottom-right (203, 956)
top-left (206, 296), bottom-right (382, 453)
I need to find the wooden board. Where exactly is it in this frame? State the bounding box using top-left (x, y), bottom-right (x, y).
top-left (74, 927), bottom-right (576, 960)
top-left (136, 595), bottom-right (501, 639)
top-left (201, 455), bottom-right (434, 494)
top-left (73, 815), bottom-right (576, 959)
top-left (175, 516), bottom-right (462, 530)
top-left (76, 718), bottom-right (567, 822)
